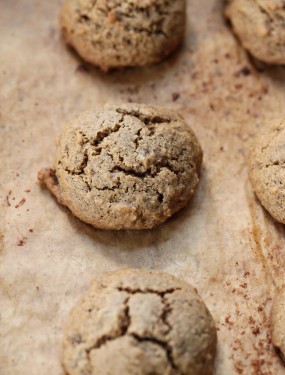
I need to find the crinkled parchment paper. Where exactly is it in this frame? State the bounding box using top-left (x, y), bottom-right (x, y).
top-left (1, 1), bottom-right (285, 374)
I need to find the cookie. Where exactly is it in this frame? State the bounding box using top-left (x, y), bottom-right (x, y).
top-left (248, 120), bottom-right (285, 224)
top-left (62, 269), bottom-right (217, 375)
top-left (271, 288), bottom-right (285, 362)
top-left (225, 0), bottom-right (285, 65)
top-left (60, 0), bottom-right (186, 71)
top-left (38, 103), bottom-right (203, 230)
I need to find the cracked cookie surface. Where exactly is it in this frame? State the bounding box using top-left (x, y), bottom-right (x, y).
top-left (225, 0), bottom-right (285, 65)
top-left (60, 0), bottom-right (186, 71)
top-left (51, 103), bottom-right (202, 230)
top-left (271, 288), bottom-right (285, 362)
top-left (249, 120), bottom-right (285, 223)
top-left (62, 269), bottom-right (217, 375)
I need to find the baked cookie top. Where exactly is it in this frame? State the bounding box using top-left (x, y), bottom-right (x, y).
top-left (60, 0), bottom-right (186, 71)
top-left (50, 103), bottom-right (202, 230)
top-left (249, 120), bottom-right (285, 223)
top-left (62, 269), bottom-right (217, 375)
top-left (225, 0), bottom-right (285, 65)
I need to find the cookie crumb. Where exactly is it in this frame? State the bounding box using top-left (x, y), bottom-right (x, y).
top-left (38, 168), bottom-right (66, 206)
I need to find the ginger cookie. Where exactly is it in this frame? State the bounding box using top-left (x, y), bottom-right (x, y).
top-left (38, 103), bottom-right (203, 230)
top-left (60, 0), bottom-right (186, 71)
top-left (271, 288), bottom-right (285, 362)
top-left (225, 0), bottom-right (285, 65)
top-left (249, 120), bottom-right (285, 224)
top-left (62, 269), bottom-right (217, 375)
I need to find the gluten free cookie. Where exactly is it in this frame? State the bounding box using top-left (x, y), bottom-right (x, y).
top-left (60, 0), bottom-right (186, 71)
top-left (249, 120), bottom-right (285, 224)
top-left (38, 104), bottom-right (203, 230)
top-left (62, 269), bottom-right (217, 375)
top-left (225, 0), bottom-right (285, 65)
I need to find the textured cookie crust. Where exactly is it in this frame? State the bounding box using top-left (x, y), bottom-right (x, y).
top-left (271, 288), bottom-right (285, 361)
top-left (249, 120), bottom-right (285, 224)
top-left (60, 0), bottom-right (186, 71)
top-left (225, 0), bottom-right (285, 65)
top-left (62, 269), bottom-right (217, 375)
top-left (53, 103), bottom-right (202, 230)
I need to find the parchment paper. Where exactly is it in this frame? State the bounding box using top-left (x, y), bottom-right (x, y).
top-left (1, 1), bottom-right (285, 374)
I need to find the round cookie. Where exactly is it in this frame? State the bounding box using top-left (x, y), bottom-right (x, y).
top-left (62, 269), bottom-right (217, 375)
top-left (60, 0), bottom-right (186, 71)
top-left (39, 103), bottom-right (202, 230)
top-left (271, 288), bottom-right (285, 361)
top-left (225, 0), bottom-right (285, 65)
top-left (249, 120), bottom-right (285, 224)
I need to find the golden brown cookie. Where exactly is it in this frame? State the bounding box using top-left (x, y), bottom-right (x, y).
top-left (62, 269), bottom-right (217, 375)
top-left (248, 120), bottom-right (285, 224)
top-left (38, 103), bottom-right (203, 230)
top-left (60, 0), bottom-right (186, 71)
top-left (225, 0), bottom-right (285, 65)
top-left (271, 288), bottom-right (285, 362)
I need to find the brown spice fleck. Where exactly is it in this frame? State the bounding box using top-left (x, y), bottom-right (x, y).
top-left (15, 198), bottom-right (26, 208)
top-left (249, 316), bottom-right (255, 324)
top-left (225, 315), bottom-right (234, 326)
top-left (172, 92), bottom-right (180, 102)
top-left (17, 237), bottom-right (27, 246)
top-left (5, 190), bottom-right (12, 206)
top-left (24, 189), bottom-right (31, 193)
top-left (252, 326), bottom-right (260, 335)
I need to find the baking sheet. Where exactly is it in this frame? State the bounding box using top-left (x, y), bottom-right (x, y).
top-left (1, 0), bottom-right (285, 374)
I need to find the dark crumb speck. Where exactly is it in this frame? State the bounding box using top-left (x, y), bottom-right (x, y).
top-left (15, 198), bottom-right (26, 208)
top-left (75, 64), bottom-right (89, 73)
top-left (252, 327), bottom-right (260, 335)
top-left (236, 66), bottom-right (251, 77)
top-left (172, 92), bottom-right (180, 102)
top-left (17, 237), bottom-right (27, 246)
top-left (29, 229), bottom-right (33, 233)
top-left (5, 190), bottom-right (12, 206)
